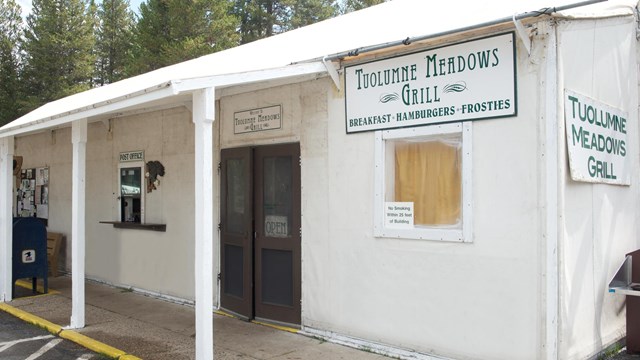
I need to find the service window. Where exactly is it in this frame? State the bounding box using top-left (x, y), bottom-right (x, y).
top-left (374, 122), bottom-right (472, 242)
top-left (119, 164), bottom-right (145, 223)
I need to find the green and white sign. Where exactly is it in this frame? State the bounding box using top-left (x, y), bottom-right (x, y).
top-left (345, 33), bottom-right (516, 133)
top-left (564, 90), bottom-right (629, 185)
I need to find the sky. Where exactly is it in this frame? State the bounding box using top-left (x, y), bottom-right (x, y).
top-left (16, 0), bottom-right (145, 18)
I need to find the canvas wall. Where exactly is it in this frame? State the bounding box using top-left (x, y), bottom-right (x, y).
top-left (557, 16), bottom-right (640, 360)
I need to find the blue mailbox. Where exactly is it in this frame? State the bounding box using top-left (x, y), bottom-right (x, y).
top-left (12, 217), bottom-right (48, 297)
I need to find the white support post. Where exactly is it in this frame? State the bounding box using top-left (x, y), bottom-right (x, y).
top-left (193, 87), bottom-right (215, 360)
top-left (544, 28), bottom-right (559, 360)
top-left (0, 136), bottom-right (14, 302)
top-left (70, 119), bottom-right (87, 329)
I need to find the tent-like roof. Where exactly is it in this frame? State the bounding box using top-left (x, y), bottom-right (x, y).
top-left (0, 0), bottom-right (636, 137)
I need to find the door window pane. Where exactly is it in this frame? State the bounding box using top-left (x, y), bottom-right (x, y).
top-left (263, 156), bottom-right (292, 238)
top-left (226, 158), bottom-right (246, 234)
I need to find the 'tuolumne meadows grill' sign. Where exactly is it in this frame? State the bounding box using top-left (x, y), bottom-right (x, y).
top-left (564, 90), bottom-right (630, 185)
top-left (345, 33), bottom-right (516, 133)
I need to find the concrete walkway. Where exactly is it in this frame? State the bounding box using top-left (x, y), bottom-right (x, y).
top-left (4, 277), bottom-right (387, 360)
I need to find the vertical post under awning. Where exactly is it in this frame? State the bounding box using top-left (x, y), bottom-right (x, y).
top-left (0, 136), bottom-right (14, 302)
top-left (193, 87), bottom-right (215, 360)
top-left (70, 119), bottom-right (87, 329)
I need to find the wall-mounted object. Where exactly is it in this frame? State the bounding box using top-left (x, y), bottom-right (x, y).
top-left (146, 161), bottom-right (165, 193)
top-left (13, 156), bottom-right (22, 176)
top-left (16, 166), bottom-right (49, 225)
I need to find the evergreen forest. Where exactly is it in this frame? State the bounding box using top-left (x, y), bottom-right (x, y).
top-left (0, 0), bottom-right (386, 126)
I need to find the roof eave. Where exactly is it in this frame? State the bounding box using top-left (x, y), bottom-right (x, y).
top-left (0, 61), bottom-right (328, 138)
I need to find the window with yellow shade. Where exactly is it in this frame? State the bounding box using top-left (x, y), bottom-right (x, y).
top-left (374, 122), bottom-right (472, 242)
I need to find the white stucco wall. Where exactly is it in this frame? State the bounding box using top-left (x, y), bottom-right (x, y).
top-left (297, 30), bottom-right (550, 359)
top-left (15, 107), bottom-right (198, 300)
top-left (557, 17), bottom-right (640, 360)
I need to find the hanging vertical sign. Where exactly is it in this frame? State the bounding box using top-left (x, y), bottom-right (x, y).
top-left (345, 32), bottom-right (516, 133)
top-left (564, 90), bottom-right (630, 185)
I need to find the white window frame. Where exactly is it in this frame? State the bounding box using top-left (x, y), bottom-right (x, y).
top-left (373, 122), bottom-right (472, 242)
top-left (118, 161), bottom-right (145, 223)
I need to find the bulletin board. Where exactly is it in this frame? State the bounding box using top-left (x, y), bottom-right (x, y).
top-left (16, 167), bottom-right (49, 224)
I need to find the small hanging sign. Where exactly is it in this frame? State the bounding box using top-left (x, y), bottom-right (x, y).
top-left (265, 215), bottom-right (288, 237)
top-left (564, 90), bottom-right (629, 185)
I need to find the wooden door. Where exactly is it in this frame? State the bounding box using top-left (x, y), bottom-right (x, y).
top-left (220, 147), bottom-right (253, 320)
top-left (220, 144), bottom-right (301, 325)
top-left (254, 144), bottom-right (301, 325)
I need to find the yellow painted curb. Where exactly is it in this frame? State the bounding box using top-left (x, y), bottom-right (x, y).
top-left (59, 330), bottom-right (127, 359)
top-left (0, 303), bottom-right (140, 359)
top-left (214, 309), bottom-right (236, 319)
top-left (252, 320), bottom-right (299, 334)
top-left (0, 303), bottom-right (62, 334)
top-left (15, 279), bottom-right (60, 296)
top-left (215, 309), bottom-right (299, 334)
top-left (119, 355), bottom-right (144, 360)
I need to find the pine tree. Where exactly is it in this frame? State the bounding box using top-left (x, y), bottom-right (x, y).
top-left (128, 0), bottom-right (239, 76)
top-left (0, 0), bottom-right (22, 126)
top-left (287, 0), bottom-right (337, 30)
top-left (95, 0), bottom-right (135, 85)
top-left (21, 0), bottom-right (96, 111)
top-left (341, 0), bottom-right (385, 13)
top-left (234, 0), bottom-right (338, 44)
top-left (234, 0), bottom-right (287, 44)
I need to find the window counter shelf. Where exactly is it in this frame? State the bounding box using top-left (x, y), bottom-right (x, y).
top-left (99, 221), bottom-right (166, 232)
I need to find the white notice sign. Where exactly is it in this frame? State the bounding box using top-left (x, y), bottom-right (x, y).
top-left (265, 215), bottom-right (288, 237)
top-left (234, 105), bottom-right (282, 134)
top-left (564, 90), bottom-right (630, 185)
top-left (22, 249), bottom-right (35, 263)
top-left (385, 202), bottom-right (414, 228)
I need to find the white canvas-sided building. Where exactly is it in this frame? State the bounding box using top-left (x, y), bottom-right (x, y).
top-left (1, 0), bottom-right (639, 359)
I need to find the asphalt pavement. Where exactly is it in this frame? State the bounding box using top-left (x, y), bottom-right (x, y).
top-left (0, 311), bottom-right (106, 360)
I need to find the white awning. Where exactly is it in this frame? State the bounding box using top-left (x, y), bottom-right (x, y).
top-left (0, 0), bottom-right (635, 137)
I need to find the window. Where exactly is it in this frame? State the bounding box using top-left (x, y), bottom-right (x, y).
top-left (374, 122), bottom-right (472, 242)
top-left (119, 163), bottom-right (144, 223)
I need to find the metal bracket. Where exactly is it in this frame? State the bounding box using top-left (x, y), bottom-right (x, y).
top-left (513, 14), bottom-right (532, 55)
top-left (323, 56), bottom-right (341, 91)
